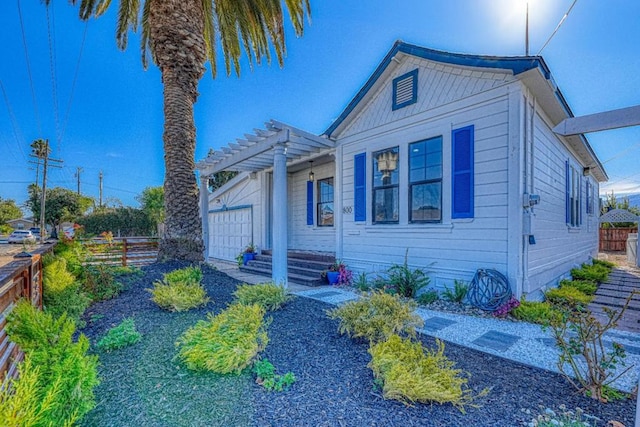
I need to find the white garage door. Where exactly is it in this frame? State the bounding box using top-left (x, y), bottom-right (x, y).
top-left (208, 206), bottom-right (253, 261)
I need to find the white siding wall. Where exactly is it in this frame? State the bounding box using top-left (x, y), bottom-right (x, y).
top-left (525, 109), bottom-right (600, 296)
top-left (338, 83), bottom-right (513, 290)
top-left (288, 162), bottom-right (336, 252)
top-left (207, 173), bottom-right (263, 256)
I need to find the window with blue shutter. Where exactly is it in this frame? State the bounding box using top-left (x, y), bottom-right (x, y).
top-left (565, 161), bottom-right (581, 227)
top-left (565, 160), bottom-right (570, 224)
top-left (354, 153), bottom-right (366, 222)
top-left (392, 69), bottom-right (418, 110)
top-left (451, 125), bottom-right (474, 219)
top-left (306, 180), bottom-right (313, 225)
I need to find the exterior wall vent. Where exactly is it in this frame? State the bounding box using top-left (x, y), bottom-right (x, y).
top-left (392, 69), bottom-right (418, 110)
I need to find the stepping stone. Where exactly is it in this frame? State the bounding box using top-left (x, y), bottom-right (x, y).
top-left (309, 291), bottom-right (342, 299)
top-left (423, 316), bottom-right (456, 332)
top-left (472, 330), bottom-right (520, 352)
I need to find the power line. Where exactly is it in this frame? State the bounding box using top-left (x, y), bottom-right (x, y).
top-left (45, 2), bottom-right (61, 155)
top-left (600, 141), bottom-right (640, 165)
top-left (0, 79), bottom-right (27, 162)
top-left (16, 0), bottom-right (42, 137)
top-left (537, 0), bottom-right (579, 55)
top-left (60, 21), bottom-right (89, 143)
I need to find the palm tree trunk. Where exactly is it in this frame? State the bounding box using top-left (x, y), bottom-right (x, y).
top-left (151, 0), bottom-right (206, 262)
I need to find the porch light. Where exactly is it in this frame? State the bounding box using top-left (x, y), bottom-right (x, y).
top-left (308, 160), bottom-right (315, 182)
top-left (376, 150), bottom-right (398, 179)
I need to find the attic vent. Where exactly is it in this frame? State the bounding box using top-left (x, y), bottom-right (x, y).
top-left (392, 69), bottom-right (418, 110)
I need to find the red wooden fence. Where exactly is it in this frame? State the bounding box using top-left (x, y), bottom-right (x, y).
top-left (599, 227), bottom-right (638, 252)
top-left (0, 244), bottom-right (52, 385)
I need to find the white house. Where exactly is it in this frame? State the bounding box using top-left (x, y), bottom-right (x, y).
top-left (196, 41), bottom-right (607, 299)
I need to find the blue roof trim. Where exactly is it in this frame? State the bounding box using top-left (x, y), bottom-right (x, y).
top-left (323, 41), bottom-right (549, 138)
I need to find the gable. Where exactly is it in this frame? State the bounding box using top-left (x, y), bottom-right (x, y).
top-left (337, 55), bottom-right (515, 139)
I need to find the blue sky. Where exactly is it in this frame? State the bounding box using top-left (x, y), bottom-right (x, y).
top-left (1, 0), bottom-right (639, 210)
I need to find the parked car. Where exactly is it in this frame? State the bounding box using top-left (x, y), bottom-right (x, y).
top-left (29, 227), bottom-right (41, 237)
top-left (8, 230), bottom-right (36, 244)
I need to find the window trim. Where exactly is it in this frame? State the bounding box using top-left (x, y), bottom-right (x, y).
top-left (316, 177), bottom-right (334, 227)
top-left (567, 162), bottom-right (582, 228)
top-left (392, 69), bottom-right (418, 110)
top-left (372, 146), bottom-right (400, 224)
top-left (408, 136), bottom-right (443, 223)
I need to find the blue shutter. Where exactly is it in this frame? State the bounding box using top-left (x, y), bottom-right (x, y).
top-left (565, 160), bottom-right (570, 224)
top-left (586, 179), bottom-right (590, 215)
top-left (306, 180), bottom-right (313, 225)
top-left (579, 177), bottom-right (583, 225)
top-left (354, 153), bottom-right (366, 222)
top-left (452, 125), bottom-right (474, 219)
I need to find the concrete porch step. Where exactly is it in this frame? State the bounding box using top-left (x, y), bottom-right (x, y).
top-left (239, 264), bottom-right (326, 287)
top-left (248, 260), bottom-right (328, 278)
top-left (253, 255), bottom-right (333, 271)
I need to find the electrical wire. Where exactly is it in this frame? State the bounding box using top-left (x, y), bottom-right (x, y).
top-left (0, 79), bottom-right (28, 162)
top-left (16, 0), bottom-right (42, 137)
top-left (46, 2), bottom-right (62, 155)
top-left (60, 21), bottom-right (89, 143)
top-left (600, 141), bottom-right (640, 165)
top-left (537, 0), bottom-right (579, 55)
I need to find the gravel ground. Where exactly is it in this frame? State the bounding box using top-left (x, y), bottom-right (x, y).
top-left (79, 263), bottom-right (636, 427)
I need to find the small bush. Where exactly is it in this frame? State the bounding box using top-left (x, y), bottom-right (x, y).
top-left (493, 296), bottom-right (520, 318)
top-left (233, 282), bottom-right (292, 311)
top-left (529, 406), bottom-right (599, 427)
top-left (353, 272), bottom-right (371, 292)
top-left (326, 291), bottom-right (424, 343)
top-left (83, 264), bottom-right (123, 302)
top-left (441, 280), bottom-right (468, 303)
top-left (592, 258), bottom-right (615, 270)
top-left (43, 256), bottom-right (91, 325)
top-left (386, 250), bottom-right (430, 298)
top-left (5, 300), bottom-right (99, 425)
top-left (559, 279), bottom-right (597, 296)
top-left (368, 335), bottom-right (479, 411)
top-left (97, 318), bottom-right (142, 352)
top-left (253, 359), bottom-right (296, 392)
top-left (545, 286), bottom-right (593, 308)
top-left (176, 304), bottom-right (269, 373)
top-left (417, 290), bottom-right (439, 305)
top-left (570, 263), bottom-right (610, 284)
top-left (512, 299), bottom-right (560, 325)
top-left (53, 238), bottom-right (88, 277)
top-left (148, 266), bottom-right (210, 311)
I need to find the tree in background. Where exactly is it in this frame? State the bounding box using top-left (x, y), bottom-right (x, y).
top-left (207, 170), bottom-right (239, 193)
top-left (54, 0), bottom-right (311, 262)
top-left (77, 207), bottom-right (154, 237)
top-left (601, 191), bottom-right (640, 228)
top-left (0, 197), bottom-right (23, 234)
top-left (26, 186), bottom-right (94, 234)
top-left (137, 186), bottom-right (165, 231)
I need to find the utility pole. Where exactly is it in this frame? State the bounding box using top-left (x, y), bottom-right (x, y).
top-left (99, 170), bottom-right (103, 208)
top-left (75, 167), bottom-right (83, 194)
top-left (29, 139), bottom-right (63, 243)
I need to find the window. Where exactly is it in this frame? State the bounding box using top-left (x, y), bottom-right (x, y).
top-left (317, 178), bottom-right (334, 226)
top-left (586, 179), bottom-right (595, 215)
top-left (566, 162), bottom-right (581, 227)
top-left (373, 147), bottom-right (399, 223)
top-left (409, 136), bottom-right (442, 222)
top-left (392, 69), bottom-right (418, 110)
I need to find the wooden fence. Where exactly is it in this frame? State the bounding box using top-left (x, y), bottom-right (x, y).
top-left (82, 237), bottom-right (159, 267)
top-left (0, 245), bottom-right (52, 385)
top-left (599, 227), bottom-right (638, 252)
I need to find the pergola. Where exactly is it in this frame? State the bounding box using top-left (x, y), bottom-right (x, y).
top-left (196, 120), bottom-right (335, 286)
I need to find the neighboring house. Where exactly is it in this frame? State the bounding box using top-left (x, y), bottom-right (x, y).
top-left (196, 41), bottom-right (607, 299)
top-left (6, 217), bottom-right (38, 230)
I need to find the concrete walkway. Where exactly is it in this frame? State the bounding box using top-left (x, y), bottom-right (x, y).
top-left (208, 259), bottom-right (640, 393)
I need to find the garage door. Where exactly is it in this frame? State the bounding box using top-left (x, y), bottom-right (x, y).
top-left (208, 206), bottom-right (253, 261)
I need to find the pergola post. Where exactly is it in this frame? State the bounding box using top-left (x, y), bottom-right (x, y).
top-left (272, 142), bottom-right (288, 287)
top-left (199, 175), bottom-right (210, 260)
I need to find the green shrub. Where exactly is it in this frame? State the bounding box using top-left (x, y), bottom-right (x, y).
top-left (441, 280), bottom-right (469, 303)
top-left (545, 286), bottom-right (593, 308)
top-left (559, 279), bottom-right (597, 296)
top-left (368, 335), bottom-right (479, 411)
top-left (512, 299), bottom-right (560, 325)
top-left (326, 291), bottom-right (424, 343)
top-left (83, 264), bottom-right (123, 302)
top-left (416, 290), bottom-right (439, 305)
top-left (570, 263), bottom-right (610, 284)
top-left (53, 238), bottom-right (88, 277)
top-left (233, 282), bottom-right (292, 311)
top-left (386, 250), bottom-right (430, 298)
top-left (592, 258), bottom-right (615, 270)
top-left (43, 257), bottom-right (91, 325)
top-left (76, 206), bottom-right (155, 236)
top-left (353, 272), bottom-right (371, 292)
top-left (97, 318), bottom-right (142, 352)
top-left (176, 304), bottom-right (269, 373)
top-left (0, 357), bottom-right (68, 426)
top-left (253, 359), bottom-right (296, 392)
top-left (5, 300), bottom-right (99, 425)
top-left (148, 266), bottom-right (209, 311)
